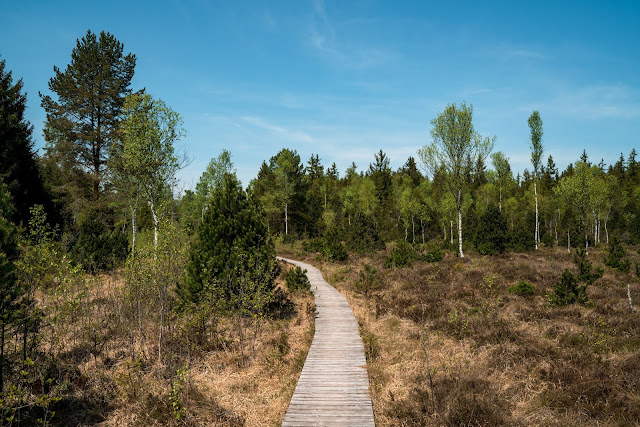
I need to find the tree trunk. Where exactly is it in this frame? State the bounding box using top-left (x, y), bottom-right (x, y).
top-left (499, 185), bottom-right (502, 212)
top-left (284, 203), bottom-right (288, 235)
top-left (131, 195), bottom-right (138, 254)
top-left (450, 220), bottom-right (454, 245)
top-left (457, 204), bottom-right (464, 258)
top-left (421, 218), bottom-right (425, 244)
top-left (411, 215), bottom-right (415, 243)
top-left (605, 220), bottom-right (609, 244)
top-left (150, 199), bottom-right (159, 257)
top-left (534, 179), bottom-right (539, 250)
top-left (568, 229), bottom-right (571, 254)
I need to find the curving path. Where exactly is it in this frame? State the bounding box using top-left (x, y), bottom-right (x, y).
top-left (278, 257), bottom-right (375, 427)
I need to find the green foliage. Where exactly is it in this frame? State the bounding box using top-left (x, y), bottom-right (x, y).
top-left (574, 248), bottom-right (603, 286)
top-left (345, 212), bottom-right (385, 253)
top-left (181, 175), bottom-right (276, 310)
top-left (169, 364), bottom-right (188, 422)
top-left (549, 269), bottom-right (587, 306)
top-left (422, 248), bottom-right (444, 262)
top-left (285, 267), bottom-right (311, 292)
top-left (0, 57), bottom-right (56, 227)
top-left (41, 29), bottom-right (136, 203)
top-left (385, 240), bottom-right (415, 269)
top-left (322, 227), bottom-right (347, 261)
top-left (550, 249), bottom-right (602, 306)
top-left (71, 213), bottom-right (128, 272)
top-left (302, 237), bottom-right (324, 253)
top-left (354, 264), bottom-right (379, 297)
top-left (473, 203), bottom-right (507, 255)
top-left (508, 281), bottom-right (535, 296)
top-left (506, 211), bottom-right (536, 252)
top-left (604, 234), bottom-right (631, 273)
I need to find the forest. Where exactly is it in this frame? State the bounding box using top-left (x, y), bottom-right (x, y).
top-left (1, 29), bottom-right (640, 425)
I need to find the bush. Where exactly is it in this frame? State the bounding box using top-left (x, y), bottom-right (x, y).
top-left (302, 237), bottom-right (324, 253)
top-left (506, 211), bottom-right (536, 252)
top-left (549, 269), bottom-right (587, 306)
top-left (285, 266), bottom-right (311, 292)
top-left (72, 213), bottom-right (129, 272)
top-left (473, 204), bottom-right (507, 255)
top-left (508, 281), bottom-right (535, 296)
top-left (322, 227), bottom-right (347, 261)
top-left (549, 250), bottom-right (601, 306)
top-left (604, 234), bottom-right (631, 273)
top-left (345, 213), bottom-right (385, 253)
top-left (385, 240), bottom-right (415, 269)
top-left (421, 248), bottom-right (444, 263)
top-left (354, 264), bottom-right (379, 296)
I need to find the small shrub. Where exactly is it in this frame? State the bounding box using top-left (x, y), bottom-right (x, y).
top-left (354, 264), bottom-right (379, 297)
top-left (508, 281), bottom-right (535, 296)
top-left (322, 228), bottom-right (347, 261)
top-left (549, 269), bottom-right (588, 306)
top-left (604, 234), bottom-right (631, 273)
top-left (285, 266), bottom-right (311, 292)
top-left (473, 204), bottom-right (507, 255)
top-left (385, 240), bottom-right (415, 269)
top-left (421, 248), bottom-right (444, 263)
top-left (302, 237), bottom-right (324, 253)
top-left (345, 212), bottom-right (385, 253)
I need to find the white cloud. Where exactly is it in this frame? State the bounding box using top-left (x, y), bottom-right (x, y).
top-left (241, 116), bottom-right (313, 144)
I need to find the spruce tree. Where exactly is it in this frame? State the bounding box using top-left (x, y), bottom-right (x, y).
top-left (40, 30), bottom-right (136, 203)
top-left (180, 175), bottom-right (276, 308)
top-left (0, 180), bottom-right (21, 392)
top-left (0, 57), bottom-right (55, 227)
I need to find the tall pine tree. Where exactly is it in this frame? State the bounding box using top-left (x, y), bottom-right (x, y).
top-left (40, 30), bottom-right (136, 204)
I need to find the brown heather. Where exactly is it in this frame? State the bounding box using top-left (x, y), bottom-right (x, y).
top-left (277, 242), bottom-right (640, 426)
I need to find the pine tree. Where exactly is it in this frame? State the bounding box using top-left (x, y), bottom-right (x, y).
top-left (40, 30), bottom-right (136, 203)
top-left (180, 175), bottom-right (276, 308)
top-left (0, 57), bottom-right (55, 227)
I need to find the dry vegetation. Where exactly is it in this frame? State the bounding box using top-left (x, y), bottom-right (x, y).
top-left (34, 261), bottom-right (314, 426)
top-left (277, 242), bottom-right (640, 426)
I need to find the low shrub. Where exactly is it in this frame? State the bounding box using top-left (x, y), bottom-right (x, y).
top-left (604, 234), bottom-right (631, 273)
top-left (508, 281), bottom-right (535, 296)
top-left (322, 228), bottom-right (347, 261)
top-left (354, 264), bottom-right (379, 296)
top-left (285, 266), bottom-right (311, 292)
top-left (302, 237), bottom-right (324, 253)
top-left (385, 241), bottom-right (415, 269)
top-left (422, 248), bottom-right (444, 263)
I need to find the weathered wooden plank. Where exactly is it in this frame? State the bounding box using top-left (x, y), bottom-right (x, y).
top-left (279, 257), bottom-right (375, 426)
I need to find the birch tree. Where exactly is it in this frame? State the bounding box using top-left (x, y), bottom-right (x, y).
top-left (528, 111), bottom-right (544, 250)
top-left (119, 93), bottom-right (184, 254)
top-left (418, 102), bottom-right (494, 258)
top-left (490, 151), bottom-right (511, 212)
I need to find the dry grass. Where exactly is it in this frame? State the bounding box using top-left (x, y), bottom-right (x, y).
top-left (35, 263), bottom-right (314, 426)
top-left (281, 242), bottom-right (640, 426)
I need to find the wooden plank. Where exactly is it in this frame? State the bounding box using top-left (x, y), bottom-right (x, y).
top-left (279, 257), bottom-right (375, 426)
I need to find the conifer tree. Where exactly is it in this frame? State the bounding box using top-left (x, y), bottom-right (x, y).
top-left (0, 57), bottom-right (55, 227)
top-left (0, 180), bottom-right (20, 392)
top-left (41, 30), bottom-right (136, 203)
top-left (180, 175), bottom-right (276, 308)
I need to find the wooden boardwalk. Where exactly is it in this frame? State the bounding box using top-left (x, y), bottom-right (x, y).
top-left (279, 257), bottom-right (375, 427)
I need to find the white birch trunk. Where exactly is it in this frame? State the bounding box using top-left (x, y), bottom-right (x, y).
top-left (458, 204), bottom-right (464, 258)
top-left (284, 203), bottom-right (288, 235)
top-left (534, 179), bottom-right (539, 250)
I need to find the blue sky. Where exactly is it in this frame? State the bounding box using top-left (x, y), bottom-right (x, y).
top-left (1, 0), bottom-right (639, 187)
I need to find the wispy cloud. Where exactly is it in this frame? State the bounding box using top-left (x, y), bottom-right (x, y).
top-left (306, 0), bottom-right (398, 69)
top-left (522, 84), bottom-right (640, 120)
top-left (241, 116), bottom-right (313, 144)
